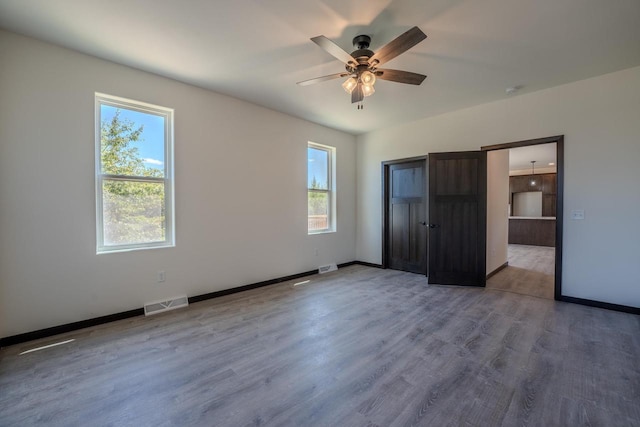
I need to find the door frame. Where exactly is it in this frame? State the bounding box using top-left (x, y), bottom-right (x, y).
top-left (481, 135), bottom-right (564, 300)
top-left (381, 156), bottom-right (428, 273)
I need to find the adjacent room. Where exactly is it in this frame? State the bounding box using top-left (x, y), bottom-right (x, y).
top-left (1, 1), bottom-right (639, 425)
top-left (487, 143), bottom-right (558, 300)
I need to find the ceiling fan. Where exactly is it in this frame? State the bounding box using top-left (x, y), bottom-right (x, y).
top-left (297, 26), bottom-right (427, 109)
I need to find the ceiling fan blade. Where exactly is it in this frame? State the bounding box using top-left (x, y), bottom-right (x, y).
top-left (311, 35), bottom-right (358, 67)
top-left (368, 27), bottom-right (427, 67)
top-left (351, 84), bottom-right (364, 104)
top-left (297, 72), bottom-right (350, 86)
top-left (375, 69), bottom-right (427, 85)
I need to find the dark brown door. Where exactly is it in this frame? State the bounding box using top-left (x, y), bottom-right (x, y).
top-left (384, 160), bottom-right (427, 274)
top-left (428, 151), bottom-right (486, 286)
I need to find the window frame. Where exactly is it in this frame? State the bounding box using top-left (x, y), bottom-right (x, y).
top-left (95, 93), bottom-right (175, 253)
top-left (307, 142), bottom-right (336, 234)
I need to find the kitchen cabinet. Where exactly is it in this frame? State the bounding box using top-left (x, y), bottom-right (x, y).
top-left (510, 173), bottom-right (556, 216)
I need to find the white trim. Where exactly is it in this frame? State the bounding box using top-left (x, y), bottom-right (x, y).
top-left (95, 93), bottom-right (175, 254)
top-left (307, 141), bottom-right (336, 234)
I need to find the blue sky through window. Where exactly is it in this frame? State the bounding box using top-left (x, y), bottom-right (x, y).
top-left (101, 105), bottom-right (165, 170)
top-left (308, 147), bottom-right (328, 189)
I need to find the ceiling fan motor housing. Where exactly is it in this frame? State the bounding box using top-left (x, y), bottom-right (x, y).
top-left (346, 35), bottom-right (374, 72)
top-left (352, 34), bottom-right (371, 49)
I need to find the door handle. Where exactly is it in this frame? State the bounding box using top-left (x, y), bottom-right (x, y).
top-left (420, 222), bottom-right (438, 228)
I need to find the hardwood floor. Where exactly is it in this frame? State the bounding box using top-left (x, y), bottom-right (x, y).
top-left (1, 265), bottom-right (639, 426)
top-left (487, 244), bottom-right (555, 300)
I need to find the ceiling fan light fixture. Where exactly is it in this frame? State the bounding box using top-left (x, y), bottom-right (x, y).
top-left (360, 70), bottom-right (376, 86)
top-left (362, 83), bottom-right (375, 97)
top-left (342, 77), bottom-right (357, 94)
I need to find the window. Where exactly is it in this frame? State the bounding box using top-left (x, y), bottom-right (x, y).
top-left (308, 142), bottom-right (335, 233)
top-left (95, 93), bottom-right (174, 253)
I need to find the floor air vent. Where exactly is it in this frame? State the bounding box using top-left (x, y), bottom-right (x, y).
top-left (144, 296), bottom-right (189, 316)
top-left (319, 263), bottom-right (338, 274)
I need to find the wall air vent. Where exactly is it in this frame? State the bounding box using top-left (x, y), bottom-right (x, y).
top-left (144, 296), bottom-right (188, 316)
top-left (318, 263), bottom-right (338, 274)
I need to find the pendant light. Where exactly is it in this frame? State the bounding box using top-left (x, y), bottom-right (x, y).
top-left (529, 161), bottom-right (537, 186)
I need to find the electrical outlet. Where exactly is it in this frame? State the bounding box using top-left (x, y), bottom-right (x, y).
top-left (157, 271), bottom-right (166, 282)
top-left (314, 248), bottom-right (319, 256)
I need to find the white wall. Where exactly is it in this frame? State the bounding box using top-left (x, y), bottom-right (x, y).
top-left (0, 31), bottom-right (357, 338)
top-left (486, 150), bottom-right (509, 274)
top-left (513, 192), bottom-right (543, 217)
top-left (357, 66), bottom-right (640, 308)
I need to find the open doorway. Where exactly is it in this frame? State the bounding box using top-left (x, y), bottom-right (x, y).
top-left (482, 136), bottom-right (564, 300)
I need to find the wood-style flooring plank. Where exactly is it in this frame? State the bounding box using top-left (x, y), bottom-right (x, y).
top-left (1, 265), bottom-right (639, 426)
top-left (487, 244), bottom-right (555, 300)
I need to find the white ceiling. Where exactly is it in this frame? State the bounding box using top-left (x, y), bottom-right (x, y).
top-left (509, 143), bottom-right (556, 172)
top-left (1, 0), bottom-right (639, 135)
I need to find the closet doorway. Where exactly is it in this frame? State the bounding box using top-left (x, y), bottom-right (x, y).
top-left (381, 157), bottom-right (428, 275)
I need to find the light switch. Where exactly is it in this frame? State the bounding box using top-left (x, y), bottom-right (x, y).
top-left (571, 209), bottom-right (585, 220)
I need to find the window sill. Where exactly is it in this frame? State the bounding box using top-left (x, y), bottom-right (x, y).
top-left (97, 243), bottom-right (175, 255)
top-left (308, 229), bottom-right (336, 235)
